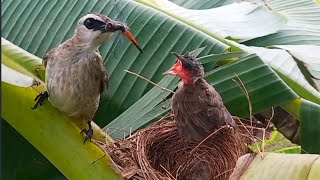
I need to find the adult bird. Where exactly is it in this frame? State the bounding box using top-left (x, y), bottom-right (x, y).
top-left (32, 13), bottom-right (142, 144)
top-left (163, 52), bottom-right (235, 142)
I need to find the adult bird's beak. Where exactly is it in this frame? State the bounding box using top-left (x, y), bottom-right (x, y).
top-left (102, 20), bottom-right (143, 53)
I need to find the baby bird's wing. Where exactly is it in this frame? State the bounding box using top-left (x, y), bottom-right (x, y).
top-left (173, 81), bottom-right (233, 141)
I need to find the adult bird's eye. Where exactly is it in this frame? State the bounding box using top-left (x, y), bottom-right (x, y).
top-left (84, 18), bottom-right (95, 29)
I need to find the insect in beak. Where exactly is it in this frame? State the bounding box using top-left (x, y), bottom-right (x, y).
top-left (102, 20), bottom-right (143, 53)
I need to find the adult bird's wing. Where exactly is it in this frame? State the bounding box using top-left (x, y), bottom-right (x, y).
top-left (42, 48), bottom-right (56, 68)
top-left (95, 54), bottom-right (108, 94)
top-left (100, 69), bottom-right (108, 94)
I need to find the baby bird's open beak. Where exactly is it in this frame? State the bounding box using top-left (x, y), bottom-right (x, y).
top-left (163, 52), bottom-right (184, 75)
top-left (163, 68), bottom-right (176, 75)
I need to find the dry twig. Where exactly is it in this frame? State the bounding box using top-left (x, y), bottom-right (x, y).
top-left (124, 70), bottom-right (174, 93)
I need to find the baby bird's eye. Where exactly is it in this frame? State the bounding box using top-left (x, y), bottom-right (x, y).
top-left (181, 60), bottom-right (192, 70)
top-left (84, 18), bottom-right (95, 29)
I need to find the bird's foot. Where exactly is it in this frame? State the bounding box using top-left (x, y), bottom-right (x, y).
top-left (80, 128), bottom-right (93, 144)
top-left (226, 123), bottom-right (235, 133)
top-left (80, 122), bottom-right (93, 144)
top-left (32, 91), bottom-right (48, 109)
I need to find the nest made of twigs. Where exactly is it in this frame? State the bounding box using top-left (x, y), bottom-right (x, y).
top-left (96, 114), bottom-right (248, 180)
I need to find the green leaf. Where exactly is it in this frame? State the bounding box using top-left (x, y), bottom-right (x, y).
top-left (1, 64), bottom-right (36, 87)
top-left (281, 97), bottom-right (320, 152)
top-left (198, 51), bottom-right (247, 65)
top-left (2, 73), bottom-right (119, 179)
top-left (143, 0), bottom-right (287, 40)
top-left (231, 153), bottom-right (320, 179)
top-left (281, 98), bottom-right (301, 119)
top-left (145, 0), bottom-right (320, 46)
top-left (206, 54), bottom-right (298, 117)
top-left (243, 0), bottom-right (320, 46)
top-left (2, 37), bottom-right (43, 80)
top-left (227, 40), bottom-right (320, 104)
top-left (300, 99), bottom-right (320, 153)
top-left (272, 45), bottom-right (320, 90)
top-left (190, 46), bottom-right (207, 56)
top-left (105, 75), bottom-right (177, 138)
top-left (274, 146), bottom-right (301, 154)
top-left (171, 0), bottom-right (234, 9)
top-left (2, 119), bottom-right (65, 179)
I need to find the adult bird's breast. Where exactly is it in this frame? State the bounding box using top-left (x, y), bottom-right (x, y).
top-left (46, 54), bottom-right (104, 119)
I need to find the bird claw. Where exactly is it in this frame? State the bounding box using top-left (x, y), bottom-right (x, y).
top-left (32, 91), bottom-right (48, 109)
top-left (226, 124), bottom-right (235, 133)
top-left (80, 127), bottom-right (93, 145)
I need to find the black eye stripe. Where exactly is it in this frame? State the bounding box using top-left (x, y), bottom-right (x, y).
top-left (84, 18), bottom-right (106, 30)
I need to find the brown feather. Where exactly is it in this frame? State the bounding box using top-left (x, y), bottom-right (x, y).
top-left (172, 78), bottom-right (235, 141)
top-left (42, 48), bottom-right (56, 68)
top-left (100, 71), bottom-right (108, 94)
top-left (95, 54), bottom-right (108, 94)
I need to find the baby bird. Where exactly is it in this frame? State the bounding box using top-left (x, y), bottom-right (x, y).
top-left (163, 52), bottom-right (235, 142)
top-left (32, 13), bottom-right (142, 144)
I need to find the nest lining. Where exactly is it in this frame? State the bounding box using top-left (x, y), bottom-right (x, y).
top-left (96, 115), bottom-right (247, 180)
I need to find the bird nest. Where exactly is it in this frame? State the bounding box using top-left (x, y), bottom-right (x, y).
top-left (95, 114), bottom-right (248, 180)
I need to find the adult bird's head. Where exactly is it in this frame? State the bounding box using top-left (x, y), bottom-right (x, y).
top-left (163, 51), bottom-right (204, 84)
top-left (75, 13), bottom-right (142, 52)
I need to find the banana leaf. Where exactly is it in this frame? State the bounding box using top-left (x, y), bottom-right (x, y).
top-left (2, 65), bottom-right (119, 179)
